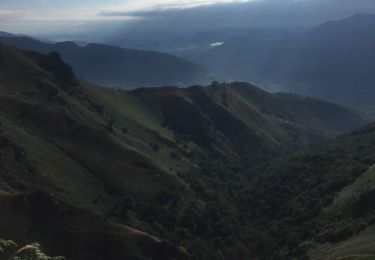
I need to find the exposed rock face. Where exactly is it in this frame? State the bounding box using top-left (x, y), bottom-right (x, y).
top-left (0, 239), bottom-right (66, 260)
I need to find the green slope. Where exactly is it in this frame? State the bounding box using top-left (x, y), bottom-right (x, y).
top-left (0, 43), bottom-right (371, 259)
top-left (237, 124), bottom-right (375, 259)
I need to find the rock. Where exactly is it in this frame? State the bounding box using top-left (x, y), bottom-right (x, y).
top-left (10, 242), bottom-right (66, 260)
top-left (0, 239), bottom-right (18, 257)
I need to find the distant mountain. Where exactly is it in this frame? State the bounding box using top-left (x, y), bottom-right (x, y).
top-left (119, 14), bottom-right (375, 109)
top-left (184, 28), bottom-right (301, 83)
top-left (0, 43), bottom-right (368, 259)
top-left (105, 27), bottom-right (302, 83)
top-left (258, 13), bottom-right (375, 108)
top-left (0, 31), bottom-right (17, 37)
top-left (0, 35), bottom-right (209, 88)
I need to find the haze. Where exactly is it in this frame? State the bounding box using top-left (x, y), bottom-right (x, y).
top-left (1, 0), bottom-right (375, 37)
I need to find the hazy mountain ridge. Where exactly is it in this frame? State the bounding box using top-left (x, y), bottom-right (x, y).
top-left (258, 13), bottom-right (375, 107)
top-left (117, 13), bottom-right (375, 109)
top-left (0, 34), bottom-right (209, 88)
top-left (107, 27), bottom-right (303, 84)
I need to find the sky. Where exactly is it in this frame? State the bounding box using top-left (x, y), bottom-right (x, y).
top-left (1, 0), bottom-right (375, 36)
top-left (0, 0), bottom-right (252, 35)
top-left (0, 0), bottom-right (251, 21)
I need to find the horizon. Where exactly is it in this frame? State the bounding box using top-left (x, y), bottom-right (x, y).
top-left (1, 0), bottom-right (375, 38)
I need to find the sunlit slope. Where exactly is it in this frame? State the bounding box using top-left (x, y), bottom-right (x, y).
top-left (0, 43), bottom-right (185, 210)
top-left (307, 165), bottom-right (375, 259)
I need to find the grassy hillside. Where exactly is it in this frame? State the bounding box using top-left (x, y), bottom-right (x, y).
top-left (0, 45), bottom-right (192, 259)
top-left (237, 123), bottom-right (375, 259)
top-left (0, 43), bottom-right (370, 259)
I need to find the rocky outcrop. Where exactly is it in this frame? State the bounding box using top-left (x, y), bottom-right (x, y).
top-left (0, 239), bottom-right (65, 260)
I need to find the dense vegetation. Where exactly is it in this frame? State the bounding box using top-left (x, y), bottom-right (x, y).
top-left (0, 43), bottom-right (374, 259)
top-left (141, 123), bottom-right (375, 259)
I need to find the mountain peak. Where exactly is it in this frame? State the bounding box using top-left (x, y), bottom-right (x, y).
top-left (27, 51), bottom-right (80, 89)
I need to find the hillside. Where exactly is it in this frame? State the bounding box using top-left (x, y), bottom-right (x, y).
top-left (0, 43), bottom-right (370, 259)
top-left (0, 43), bottom-right (191, 259)
top-left (259, 13), bottom-right (375, 108)
top-left (0, 35), bottom-right (208, 88)
top-left (237, 123), bottom-right (375, 259)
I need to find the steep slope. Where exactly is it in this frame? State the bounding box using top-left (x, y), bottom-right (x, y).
top-left (259, 13), bottom-right (375, 108)
top-left (0, 43), bottom-right (191, 259)
top-left (235, 123), bottom-right (375, 259)
top-left (0, 35), bottom-right (208, 88)
top-left (0, 43), bottom-right (369, 259)
top-left (0, 191), bottom-right (189, 260)
top-left (84, 81), bottom-right (366, 169)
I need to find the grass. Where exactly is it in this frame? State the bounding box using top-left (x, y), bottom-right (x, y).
top-left (324, 165), bottom-right (375, 216)
top-left (84, 82), bottom-right (173, 138)
top-left (309, 225), bottom-right (375, 260)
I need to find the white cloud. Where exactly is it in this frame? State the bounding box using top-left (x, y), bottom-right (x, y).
top-left (100, 0), bottom-right (252, 15)
top-left (211, 41), bottom-right (225, 47)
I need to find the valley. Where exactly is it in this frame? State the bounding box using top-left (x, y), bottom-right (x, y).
top-left (0, 42), bottom-right (374, 259)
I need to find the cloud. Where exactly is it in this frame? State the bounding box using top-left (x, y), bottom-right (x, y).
top-left (100, 0), bottom-right (375, 32)
top-left (2, 0), bottom-right (375, 39)
top-left (211, 41), bottom-right (224, 47)
top-left (99, 0), bottom-right (252, 17)
top-left (0, 9), bottom-right (28, 20)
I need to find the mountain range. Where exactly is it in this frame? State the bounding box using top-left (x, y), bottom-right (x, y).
top-left (259, 13), bottom-right (375, 108)
top-left (108, 13), bottom-right (375, 109)
top-left (105, 27), bottom-right (302, 84)
top-left (4, 13), bottom-right (374, 109)
top-left (0, 42), bottom-right (373, 259)
top-left (0, 34), bottom-right (209, 88)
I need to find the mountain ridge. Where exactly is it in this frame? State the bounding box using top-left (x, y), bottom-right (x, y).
top-left (0, 34), bottom-right (209, 88)
top-left (258, 13), bottom-right (375, 108)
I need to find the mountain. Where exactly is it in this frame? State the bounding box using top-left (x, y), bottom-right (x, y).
top-left (0, 35), bottom-right (209, 88)
top-left (105, 28), bottom-right (302, 83)
top-left (0, 43), bottom-right (369, 259)
top-left (0, 31), bottom-right (18, 38)
top-left (183, 28), bottom-right (301, 83)
top-left (0, 43), bottom-right (189, 259)
top-left (120, 13), bottom-right (375, 109)
top-left (258, 13), bottom-right (375, 108)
